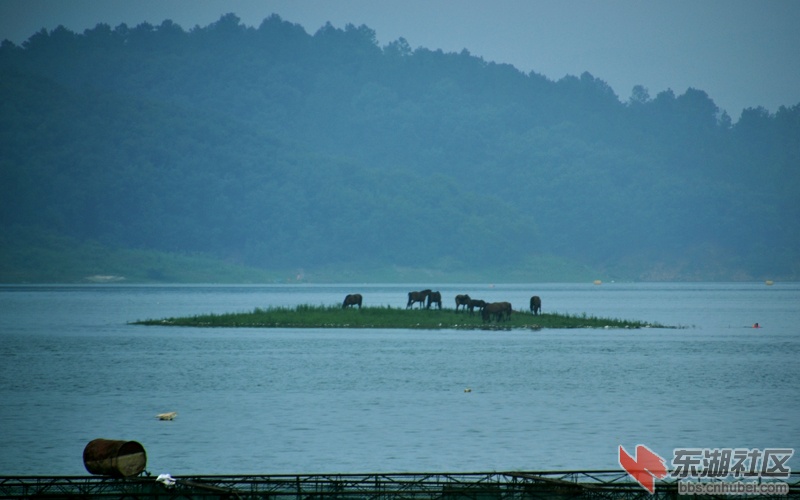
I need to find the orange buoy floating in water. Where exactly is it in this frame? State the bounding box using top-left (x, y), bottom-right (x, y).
top-left (593, 280), bottom-right (602, 285)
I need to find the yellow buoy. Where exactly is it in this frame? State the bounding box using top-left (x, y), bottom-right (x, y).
top-left (765, 280), bottom-right (774, 286)
top-left (593, 280), bottom-right (602, 285)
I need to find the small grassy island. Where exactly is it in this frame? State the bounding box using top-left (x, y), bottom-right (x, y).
top-left (133, 305), bottom-right (670, 330)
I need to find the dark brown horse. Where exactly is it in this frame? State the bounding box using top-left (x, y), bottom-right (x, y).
top-left (427, 291), bottom-right (442, 309)
top-left (407, 289), bottom-right (431, 309)
top-left (467, 299), bottom-right (486, 315)
top-left (482, 301), bottom-right (512, 322)
top-left (455, 294), bottom-right (471, 312)
top-left (530, 295), bottom-right (542, 316)
top-left (342, 293), bottom-right (362, 309)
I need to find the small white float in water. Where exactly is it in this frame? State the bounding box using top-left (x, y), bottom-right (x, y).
top-left (156, 412), bottom-right (177, 420)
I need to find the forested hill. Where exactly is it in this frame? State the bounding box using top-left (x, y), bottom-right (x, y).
top-left (1, 13), bottom-right (799, 283)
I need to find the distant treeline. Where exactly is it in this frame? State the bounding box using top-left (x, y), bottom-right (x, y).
top-left (1, 13), bottom-right (798, 282)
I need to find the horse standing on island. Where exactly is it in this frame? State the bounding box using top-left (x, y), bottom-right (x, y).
top-left (427, 291), bottom-right (442, 309)
top-left (407, 289), bottom-right (431, 309)
top-left (455, 294), bottom-right (471, 312)
top-left (342, 293), bottom-right (362, 309)
top-left (482, 301), bottom-right (512, 322)
top-left (467, 299), bottom-right (487, 315)
top-left (530, 295), bottom-right (542, 316)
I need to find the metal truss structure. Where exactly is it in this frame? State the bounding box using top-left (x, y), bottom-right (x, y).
top-left (1, 470), bottom-right (798, 499)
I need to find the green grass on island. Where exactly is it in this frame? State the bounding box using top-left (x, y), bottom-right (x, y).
top-left (133, 305), bottom-right (671, 330)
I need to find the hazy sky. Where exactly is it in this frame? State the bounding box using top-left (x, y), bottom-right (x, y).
top-left (2, 0), bottom-right (798, 117)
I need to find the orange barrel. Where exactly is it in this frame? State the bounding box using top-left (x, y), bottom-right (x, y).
top-left (83, 439), bottom-right (147, 477)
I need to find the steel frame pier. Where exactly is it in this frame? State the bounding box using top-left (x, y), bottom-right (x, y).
top-left (2, 470), bottom-right (798, 499)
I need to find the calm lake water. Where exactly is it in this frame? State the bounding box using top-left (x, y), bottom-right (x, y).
top-left (1, 282), bottom-right (798, 476)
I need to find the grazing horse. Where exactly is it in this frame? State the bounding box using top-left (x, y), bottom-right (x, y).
top-left (407, 289), bottom-right (431, 309)
top-left (342, 293), bottom-right (362, 309)
top-left (530, 295), bottom-right (542, 316)
top-left (427, 291), bottom-right (442, 309)
top-left (455, 294), bottom-right (471, 312)
top-left (467, 299), bottom-right (486, 315)
top-left (482, 301), bottom-right (512, 322)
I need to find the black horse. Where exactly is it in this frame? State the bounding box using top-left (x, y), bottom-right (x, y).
top-left (407, 289), bottom-right (431, 309)
top-left (482, 301), bottom-right (512, 322)
top-left (427, 291), bottom-right (442, 309)
top-left (455, 294), bottom-right (471, 312)
top-left (530, 295), bottom-right (542, 316)
top-left (467, 299), bottom-right (487, 315)
top-left (342, 293), bottom-right (362, 309)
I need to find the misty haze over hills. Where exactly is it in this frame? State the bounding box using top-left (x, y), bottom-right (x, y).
top-left (1, 14), bottom-right (798, 282)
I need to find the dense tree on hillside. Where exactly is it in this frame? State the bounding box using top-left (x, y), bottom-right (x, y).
top-left (1, 14), bottom-right (798, 281)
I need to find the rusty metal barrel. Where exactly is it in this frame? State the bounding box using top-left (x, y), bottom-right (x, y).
top-left (83, 439), bottom-right (147, 477)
